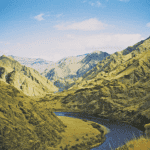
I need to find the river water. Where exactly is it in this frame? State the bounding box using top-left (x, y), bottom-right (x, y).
top-left (54, 112), bottom-right (143, 150)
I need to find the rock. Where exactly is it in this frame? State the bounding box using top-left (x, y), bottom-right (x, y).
top-left (144, 123), bottom-right (150, 138)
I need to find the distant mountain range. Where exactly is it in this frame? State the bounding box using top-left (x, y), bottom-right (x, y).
top-left (9, 56), bottom-right (55, 73)
top-left (10, 51), bottom-right (110, 91)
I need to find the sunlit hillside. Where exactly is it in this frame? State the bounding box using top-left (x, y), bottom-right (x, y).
top-left (0, 80), bottom-right (66, 150)
top-left (0, 80), bottom-right (107, 150)
top-left (0, 55), bottom-right (58, 96)
top-left (41, 36), bottom-right (150, 132)
top-left (116, 135), bottom-right (150, 150)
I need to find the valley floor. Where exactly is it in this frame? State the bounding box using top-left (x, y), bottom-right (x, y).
top-left (50, 116), bottom-right (108, 150)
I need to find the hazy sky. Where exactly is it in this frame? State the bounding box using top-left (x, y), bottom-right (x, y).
top-left (0, 0), bottom-right (150, 61)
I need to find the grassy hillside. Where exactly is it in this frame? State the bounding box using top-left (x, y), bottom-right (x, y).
top-left (116, 135), bottom-right (150, 150)
top-left (40, 36), bottom-right (150, 132)
top-left (0, 55), bottom-right (58, 96)
top-left (0, 80), bottom-right (107, 150)
top-left (0, 80), bottom-right (65, 150)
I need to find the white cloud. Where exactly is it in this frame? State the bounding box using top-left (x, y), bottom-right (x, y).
top-left (56, 13), bottom-right (63, 18)
top-left (89, 1), bottom-right (101, 7)
top-left (119, 0), bottom-right (130, 2)
top-left (0, 41), bottom-right (10, 45)
top-left (89, 2), bottom-right (95, 6)
top-left (31, 53), bottom-right (63, 62)
top-left (5, 33), bottom-right (144, 62)
top-left (55, 18), bottom-right (107, 31)
top-left (0, 50), bottom-right (9, 56)
top-left (82, 0), bottom-right (87, 3)
top-left (96, 1), bottom-right (101, 7)
top-left (61, 33), bottom-right (144, 54)
top-left (34, 13), bottom-right (44, 21)
top-left (146, 22), bottom-right (150, 27)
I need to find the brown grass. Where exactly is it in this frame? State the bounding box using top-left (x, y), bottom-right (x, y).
top-left (116, 135), bottom-right (150, 150)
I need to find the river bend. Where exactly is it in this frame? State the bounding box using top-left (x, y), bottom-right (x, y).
top-left (54, 112), bottom-right (143, 150)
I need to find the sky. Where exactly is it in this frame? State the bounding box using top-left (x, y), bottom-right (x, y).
top-left (0, 0), bottom-right (150, 62)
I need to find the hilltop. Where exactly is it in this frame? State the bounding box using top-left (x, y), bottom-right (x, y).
top-left (0, 55), bottom-right (58, 96)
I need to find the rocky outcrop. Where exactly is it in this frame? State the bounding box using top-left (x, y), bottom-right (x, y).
top-left (0, 67), bottom-right (6, 79)
top-left (144, 123), bottom-right (150, 138)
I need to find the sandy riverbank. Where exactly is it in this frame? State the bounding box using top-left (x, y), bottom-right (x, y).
top-left (51, 116), bottom-right (109, 150)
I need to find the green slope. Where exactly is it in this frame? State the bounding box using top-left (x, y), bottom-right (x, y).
top-left (0, 80), bottom-right (107, 150)
top-left (0, 80), bottom-right (65, 150)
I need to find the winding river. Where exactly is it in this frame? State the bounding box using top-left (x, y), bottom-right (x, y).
top-left (54, 112), bottom-right (143, 150)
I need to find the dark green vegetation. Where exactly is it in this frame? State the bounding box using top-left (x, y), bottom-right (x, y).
top-left (0, 81), bottom-right (66, 150)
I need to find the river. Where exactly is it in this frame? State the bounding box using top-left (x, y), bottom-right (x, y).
top-left (54, 112), bottom-right (143, 150)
